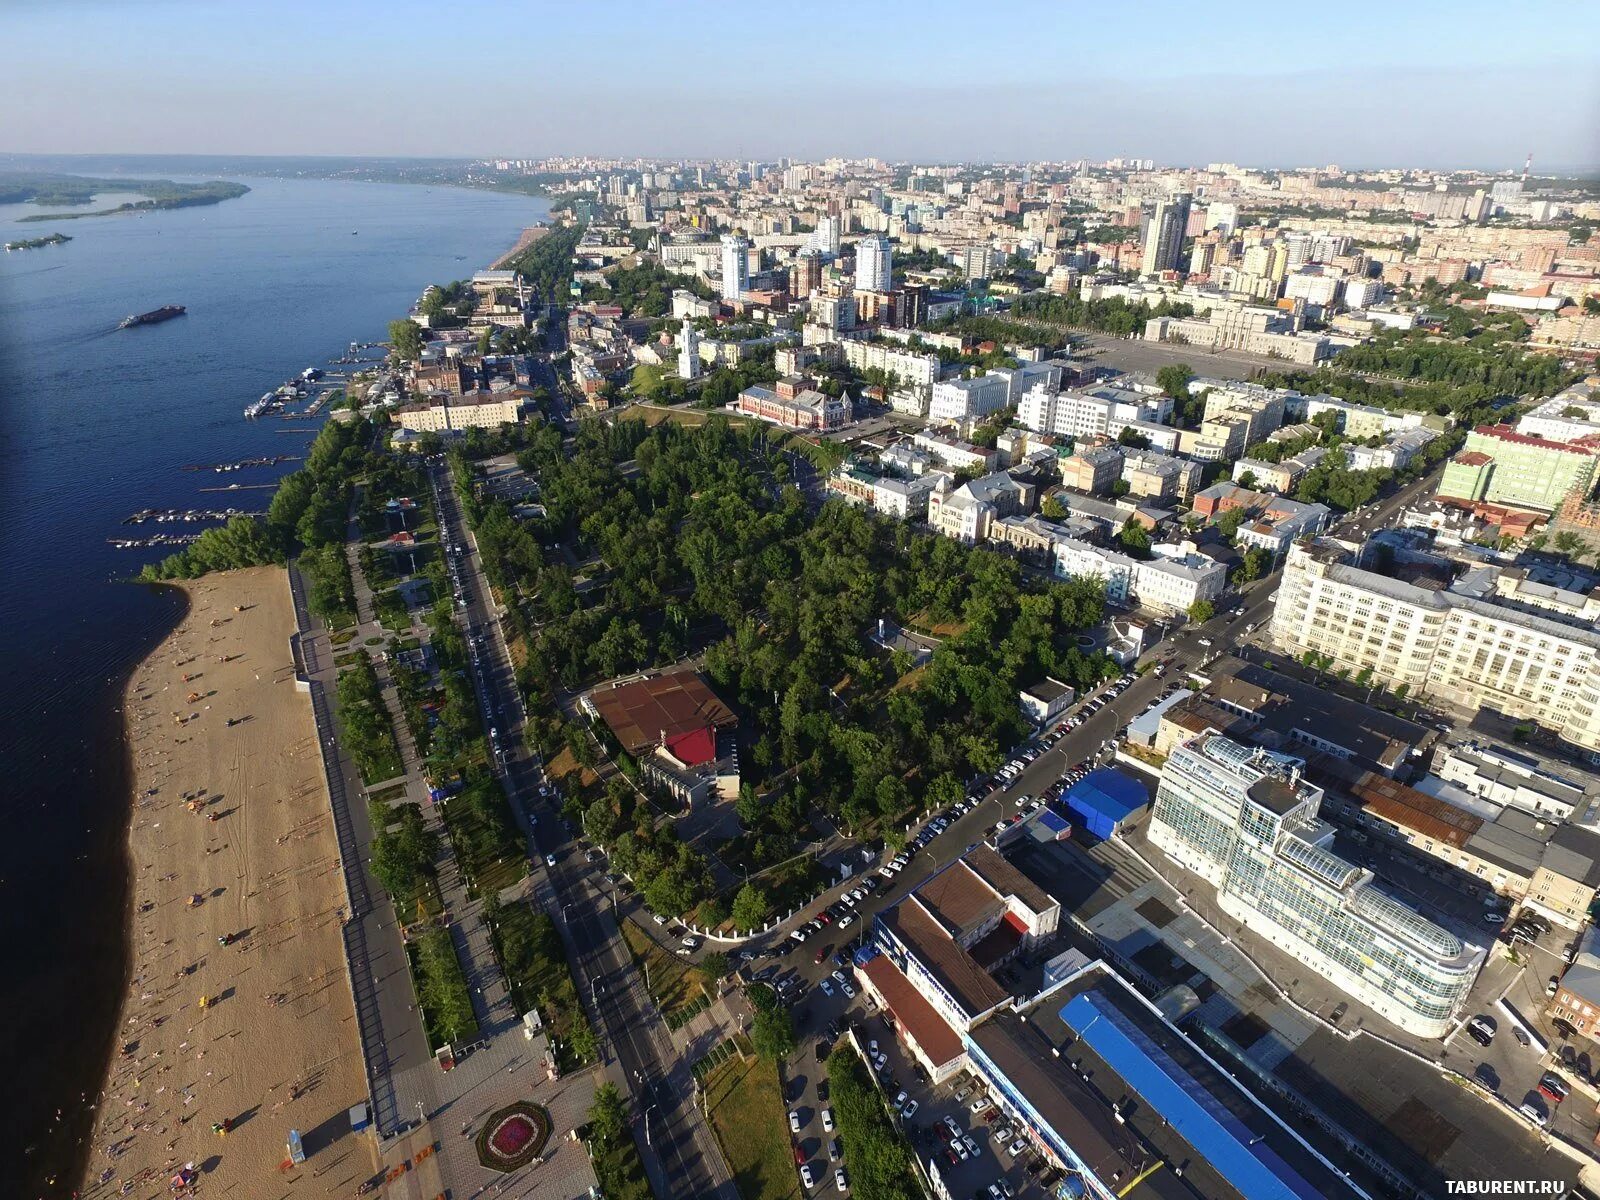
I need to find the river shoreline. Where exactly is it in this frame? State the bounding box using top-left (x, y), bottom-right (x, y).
top-left (79, 568), bottom-right (366, 1200)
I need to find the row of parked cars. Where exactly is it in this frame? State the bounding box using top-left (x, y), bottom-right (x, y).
top-left (789, 877), bottom-right (883, 947)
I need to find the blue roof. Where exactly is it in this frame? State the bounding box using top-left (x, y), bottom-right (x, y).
top-left (1036, 809), bottom-right (1072, 835)
top-left (1064, 769), bottom-right (1147, 822)
top-left (1059, 992), bottom-right (1322, 1200)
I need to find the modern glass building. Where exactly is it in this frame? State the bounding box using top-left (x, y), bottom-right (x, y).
top-left (1149, 732), bottom-right (1480, 1038)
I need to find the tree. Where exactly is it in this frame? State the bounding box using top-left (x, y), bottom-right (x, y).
top-left (698, 951), bottom-right (731, 983)
top-left (730, 882), bottom-right (771, 930)
top-left (1233, 546), bottom-right (1271, 585)
top-left (749, 984), bottom-right (797, 1061)
top-left (389, 318), bottom-right (424, 360)
top-left (1236, 470), bottom-right (1258, 490)
top-left (1156, 363), bottom-right (1194, 400)
top-left (588, 1082), bottom-right (627, 1146)
top-left (1187, 599), bottom-right (1215, 623)
top-left (1118, 518), bottom-right (1151, 557)
top-left (1117, 426), bottom-right (1152, 449)
top-left (1039, 494), bottom-right (1067, 521)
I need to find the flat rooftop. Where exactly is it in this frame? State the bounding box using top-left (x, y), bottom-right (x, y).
top-left (997, 968), bottom-right (1363, 1200)
top-left (880, 900), bottom-right (1010, 1020)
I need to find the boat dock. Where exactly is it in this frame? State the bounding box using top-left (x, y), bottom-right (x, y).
top-left (122, 507), bottom-right (264, 526)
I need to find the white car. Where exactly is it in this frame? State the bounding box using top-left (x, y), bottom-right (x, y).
top-left (971, 1097), bottom-right (991, 1113)
top-left (839, 979), bottom-right (855, 998)
top-left (822, 1107), bottom-right (834, 1132)
top-left (893, 1089), bottom-right (907, 1108)
top-left (835, 1168), bottom-right (848, 1193)
top-left (681, 935), bottom-right (700, 950)
top-left (901, 1099), bottom-right (919, 1119)
top-left (944, 1115), bottom-right (964, 1136)
top-left (1007, 1138), bottom-right (1027, 1158)
top-left (800, 1163), bottom-right (815, 1189)
top-left (789, 1110), bottom-right (802, 1134)
top-left (952, 1139), bottom-right (969, 1161)
top-left (838, 914), bottom-right (855, 930)
top-left (652, 912), bottom-right (667, 926)
top-left (819, 979), bottom-right (835, 997)
top-left (962, 1135), bottom-right (981, 1159)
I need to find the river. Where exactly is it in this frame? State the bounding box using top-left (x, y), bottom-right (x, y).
top-left (0, 175), bottom-right (549, 1196)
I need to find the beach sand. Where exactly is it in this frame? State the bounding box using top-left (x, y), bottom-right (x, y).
top-left (80, 567), bottom-right (371, 1199)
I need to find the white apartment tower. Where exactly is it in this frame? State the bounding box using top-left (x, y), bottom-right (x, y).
top-left (856, 235), bottom-right (893, 293)
top-left (720, 235), bottom-right (750, 300)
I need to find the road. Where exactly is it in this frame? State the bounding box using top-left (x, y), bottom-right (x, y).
top-left (432, 455), bottom-right (738, 1200)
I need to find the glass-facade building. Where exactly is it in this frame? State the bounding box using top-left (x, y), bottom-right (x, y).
top-left (1150, 732), bottom-right (1479, 1038)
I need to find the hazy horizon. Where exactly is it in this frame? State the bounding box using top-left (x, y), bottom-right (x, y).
top-left (4, 0), bottom-right (1597, 170)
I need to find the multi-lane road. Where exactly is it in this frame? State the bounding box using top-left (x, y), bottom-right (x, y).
top-left (431, 458), bottom-right (737, 1200)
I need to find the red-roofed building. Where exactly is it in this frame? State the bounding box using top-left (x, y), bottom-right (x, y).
top-left (582, 670), bottom-right (739, 806)
top-left (858, 953), bottom-right (965, 1084)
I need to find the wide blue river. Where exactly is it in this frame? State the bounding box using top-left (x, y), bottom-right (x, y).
top-left (0, 176), bottom-right (548, 1195)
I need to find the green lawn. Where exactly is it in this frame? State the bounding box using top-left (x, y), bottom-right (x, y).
top-left (590, 1133), bottom-right (654, 1200)
top-left (407, 927), bottom-right (478, 1050)
top-left (704, 1052), bottom-right (800, 1200)
top-left (620, 919), bottom-right (706, 1024)
top-left (487, 902), bottom-right (596, 1072)
top-left (439, 776), bottom-right (527, 899)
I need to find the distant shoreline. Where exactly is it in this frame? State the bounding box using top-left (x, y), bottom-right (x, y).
top-left (16, 187), bottom-right (250, 223)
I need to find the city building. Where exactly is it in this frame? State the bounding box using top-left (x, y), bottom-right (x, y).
top-left (1059, 444), bottom-right (1124, 494)
top-left (734, 384), bottom-right (849, 431)
top-left (855, 234), bottom-right (892, 293)
top-left (1140, 192), bottom-right (1192, 276)
top-left (1051, 538), bottom-right (1226, 614)
top-left (1149, 731), bottom-right (1479, 1038)
top-left (1434, 740), bottom-right (1592, 821)
top-left (1438, 424), bottom-right (1600, 514)
top-left (581, 669), bottom-right (739, 806)
top-left (929, 374), bottom-right (1011, 426)
top-left (961, 244), bottom-right (997, 282)
top-left (720, 234), bottom-right (750, 300)
top-left (1271, 538), bottom-right (1600, 755)
top-left (395, 392), bottom-right (524, 434)
top-left (928, 471), bottom-right (1034, 544)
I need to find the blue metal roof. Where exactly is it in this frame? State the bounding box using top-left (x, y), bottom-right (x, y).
top-left (1064, 769), bottom-right (1148, 823)
top-left (1059, 992), bottom-right (1323, 1200)
top-left (1036, 809), bottom-right (1072, 835)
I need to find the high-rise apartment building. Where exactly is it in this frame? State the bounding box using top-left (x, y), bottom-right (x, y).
top-left (961, 244), bottom-right (997, 282)
top-left (790, 249), bottom-right (823, 298)
top-left (1139, 192), bottom-right (1192, 276)
top-left (855, 235), bottom-right (892, 293)
top-left (1149, 732), bottom-right (1478, 1038)
top-left (811, 216), bottom-right (842, 256)
top-left (720, 235), bottom-right (749, 300)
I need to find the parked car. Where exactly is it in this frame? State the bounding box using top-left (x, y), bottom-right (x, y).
top-left (822, 1108), bottom-right (835, 1132)
top-left (789, 1110), bottom-right (802, 1133)
top-left (1467, 1016), bottom-right (1495, 1046)
top-left (800, 1162), bottom-right (815, 1189)
top-left (1518, 1101), bottom-right (1548, 1127)
top-left (901, 1099), bottom-right (919, 1119)
top-left (971, 1097), bottom-right (992, 1113)
top-left (835, 1167), bottom-right (848, 1193)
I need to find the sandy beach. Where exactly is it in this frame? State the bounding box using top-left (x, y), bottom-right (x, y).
top-left (79, 567), bottom-right (370, 1200)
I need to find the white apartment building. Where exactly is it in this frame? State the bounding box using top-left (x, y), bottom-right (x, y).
top-left (396, 394), bottom-right (523, 434)
top-left (720, 234), bottom-right (749, 300)
top-left (856, 234), bottom-right (892, 292)
top-left (841, 339), bottom-right (941, 395)
top-left (930, 374), bottom-right (1011, 426)
top-left (1051, 538), bottom-right (1225, 614)
top-left (1272, 540), bottom-right (1600, 755)
top-left (1017, 383), bottom-right (1172, 441)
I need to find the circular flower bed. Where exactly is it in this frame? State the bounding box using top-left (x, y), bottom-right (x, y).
top-left (475, 1100), bottom-right (552, 1172)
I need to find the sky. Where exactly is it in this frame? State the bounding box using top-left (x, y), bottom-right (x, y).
top-left (4, 0), bottom-right (1598, 170)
